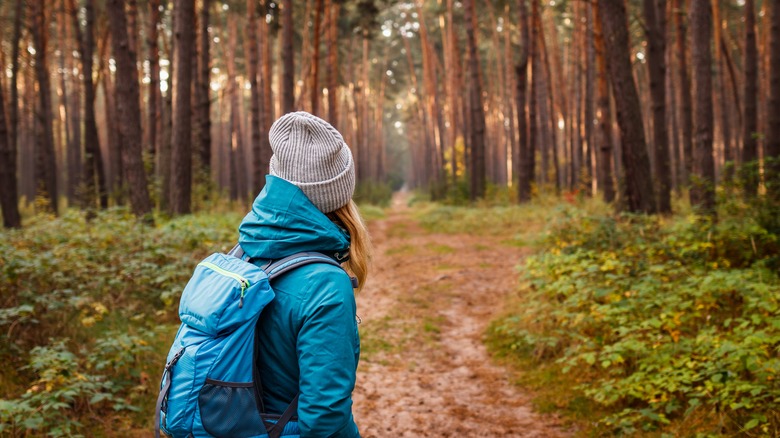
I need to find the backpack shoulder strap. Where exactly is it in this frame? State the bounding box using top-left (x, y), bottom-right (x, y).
top-left (227, 243), bottom-right (246, 260)
top-left (228, 244), bottom-right (358, 288)
top-left (264, 251), bottom-right (343, 281)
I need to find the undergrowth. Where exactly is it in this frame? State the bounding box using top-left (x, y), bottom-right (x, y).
top-left (0, 208), bottom-right (241, 435)
top-left (488, 194), bottom-right (780, 436)
top-left (0, 199), bottom-right (385, 436)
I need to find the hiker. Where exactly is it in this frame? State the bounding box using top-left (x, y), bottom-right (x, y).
top-left (237, 111), bottom-right (371, 437)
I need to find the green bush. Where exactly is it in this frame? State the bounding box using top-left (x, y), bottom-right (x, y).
top-left (491, 208), bottom-right (780, 435)
top-left (0, 208), bottom-right (242, 435)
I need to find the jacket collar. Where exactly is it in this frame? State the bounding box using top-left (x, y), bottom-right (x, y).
top-left (238, 176), bottom-right (350, 261)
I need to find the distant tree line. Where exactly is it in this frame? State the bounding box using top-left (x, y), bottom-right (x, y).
top-left (0, 0), bottom-right (393, 227)
top-left (1, 0), bottom-right (779, 228)
top-left (403, 0), bottom-right (779, 217)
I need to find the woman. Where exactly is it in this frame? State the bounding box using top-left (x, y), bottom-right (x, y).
top-left (237, 111), bottom-right (371, 437)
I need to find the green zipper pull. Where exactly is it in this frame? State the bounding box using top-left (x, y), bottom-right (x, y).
top-left (238, 281), bottom-right (247, 308)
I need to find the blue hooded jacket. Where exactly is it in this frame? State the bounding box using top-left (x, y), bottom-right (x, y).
top-left (238, 176), bottom-right (361, 438)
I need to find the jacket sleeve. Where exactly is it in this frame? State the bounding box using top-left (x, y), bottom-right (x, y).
top-left (296, 269), bottom-right (360, 438)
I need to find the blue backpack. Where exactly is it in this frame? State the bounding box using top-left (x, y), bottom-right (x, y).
top-left (154, 244), bottom-right (349, 438)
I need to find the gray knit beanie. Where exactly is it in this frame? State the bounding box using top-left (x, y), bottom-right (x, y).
top-left (268, 111), bottom-right (355, 213)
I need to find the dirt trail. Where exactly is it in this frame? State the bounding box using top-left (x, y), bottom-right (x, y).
top-left (352, 194), bottom-right (568, 437)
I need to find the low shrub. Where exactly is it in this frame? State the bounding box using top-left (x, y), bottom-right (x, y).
top-left (0, 208), bottom-right (242, 435)
top-left (491, 207), bottom-right (780, 435)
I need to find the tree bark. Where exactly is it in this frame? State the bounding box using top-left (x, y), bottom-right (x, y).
top-left (584, 1), bottom-right (595, 192)
top-left (107, 0), bottom-right (154, 219)
top-left (196, 0), bottom-right (211, 172)
top-left (169, 0), bottom-right (195, 215)
top-left (711, 0), bottom-right (731, 182)
top-left (742, 0), bottom-right (759, 196)
top-left (674, 0), bottom-right (693, 185)
top-left (766, 0), bottom-right (780, 200)
top-left (597, 0), bottom-right (657, 213)
top-left (226, 13), bottom-right (246, 200)
top-left (30, 0), bottom-right (59, 214)
top-left (282, 0), bottom-right (295, 114)
top-left (159, 2), bottom-right (174, 211)
top-left (2, 0), bottom-right (24, 228)
top-left (516, 0), bottom-right (531, 202)
top-left (689, 0), bottom-right (716, 215)
top-left (261, 1), bottom-right (274, 127)
top-left (70, 0), bottom-right (108, 210)
top-left (59, 0), bottom-right (79, 204)
top-left (593, 1), bottom-right (615, 203)
top-left (311, 0), bottom-right (323, 115)
top-left (99, 31), bottom-right (124, 201)
top-left (326, 0), bottom-right (339, 126)
top-left (645, 0), bottom-right (671, 212)
top-left (0, 59), bottom-right (21, 228)
top-left (146, 0), bottom-right (161, 159)
top-left (538, 8), bottom-right (559, 193)
top-left (246, 0), bottom-right (266, 196)
top-left (464, 0), bottom-right (486, 200)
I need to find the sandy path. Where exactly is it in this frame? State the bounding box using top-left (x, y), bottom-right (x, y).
top-left (352, 195), bottom-right (568, 437)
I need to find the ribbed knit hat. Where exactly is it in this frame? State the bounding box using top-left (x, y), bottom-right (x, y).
top-left (268, 111), bottom-right (355, 213)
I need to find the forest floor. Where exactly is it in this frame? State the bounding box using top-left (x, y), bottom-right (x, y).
top-left (352, 194), bottom-right (570, 437)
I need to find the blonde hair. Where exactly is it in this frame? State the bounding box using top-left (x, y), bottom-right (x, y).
top-left (331, 200), bottom-right (372, 292)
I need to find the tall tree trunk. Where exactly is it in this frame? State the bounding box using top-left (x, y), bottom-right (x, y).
top-left (416, 4), bottom-right (443, 191)
top-left (766, 0), bottom-right (780, 200)
top-left (126, 0), bottom-right (143, 141)
top-left (311, 0), bottom-right (323, 115)
top-left (70, 0), bottom-right (107, 210)
top-left (30, 0), bottom-right (59, 214)
top-left (246, 0), bottom-right (266, 195)
top-left (711, 1), bottom-right (732, 182)
top-left (528, 0), bottom-right (538, 194)
top-left (597, 0), bottom-right (657, 213)
top-left (674, 0), bottom-right (693, 185)
top-left (584, 1), bottom-right (595, 193)
top-left (146, 0), bottom-right (161, 160)
top-left (169, 0), bottom-right (195, 215)
top-left (101, 34), bottom-right (124, 200)
top-left (516, 0), bottom-right (531, 202)
top-left (281, 0), bottom-right (295, 114)
top-left (464, 0), bottom-right (486, 200)
top-left (107, 0), bottom-right (153, 219)
top-left (593, 1), bottom-right (615, 203)
top-left (326, 0), bottom-right (339, 126)
top-left (742, 0), bottom-right (759, 197)
top-left (359, 32), bottom-right (370, 183)
top-left (159, 2), bottom-right (174, 211)
top-left (666, 1), bottom-right (680, 192)
top-left (59, 0), bottom-right (79, 204)
top-left (538, 8), bottom-right (560, 193)
top-left (569, 2), bottom-right (582, 190)
top-left (2, 0), bottom-right (24, 228)
top-left (196, 0), bottom-right (211, 172)
top-left (689, 0), bottom-right (716, 215)
top-left (0, 60), bottom-right (21, 228)
top-left (401, 32), bottom-right (431, 188)
top-left (261, 1), bottom-right (274, 127)
top-left (226, 13), bottom-right (246, 200)
top-left (504, 4), bottom-right (517, 188)
top-left (645, 0), bottom-right (671, 212)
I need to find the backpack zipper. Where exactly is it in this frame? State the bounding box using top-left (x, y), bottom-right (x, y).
top-left (198, 261), bottom-right (250, 308)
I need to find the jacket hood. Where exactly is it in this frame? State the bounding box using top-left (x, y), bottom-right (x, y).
top-left (238, 175), bottom-right (350, 260)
